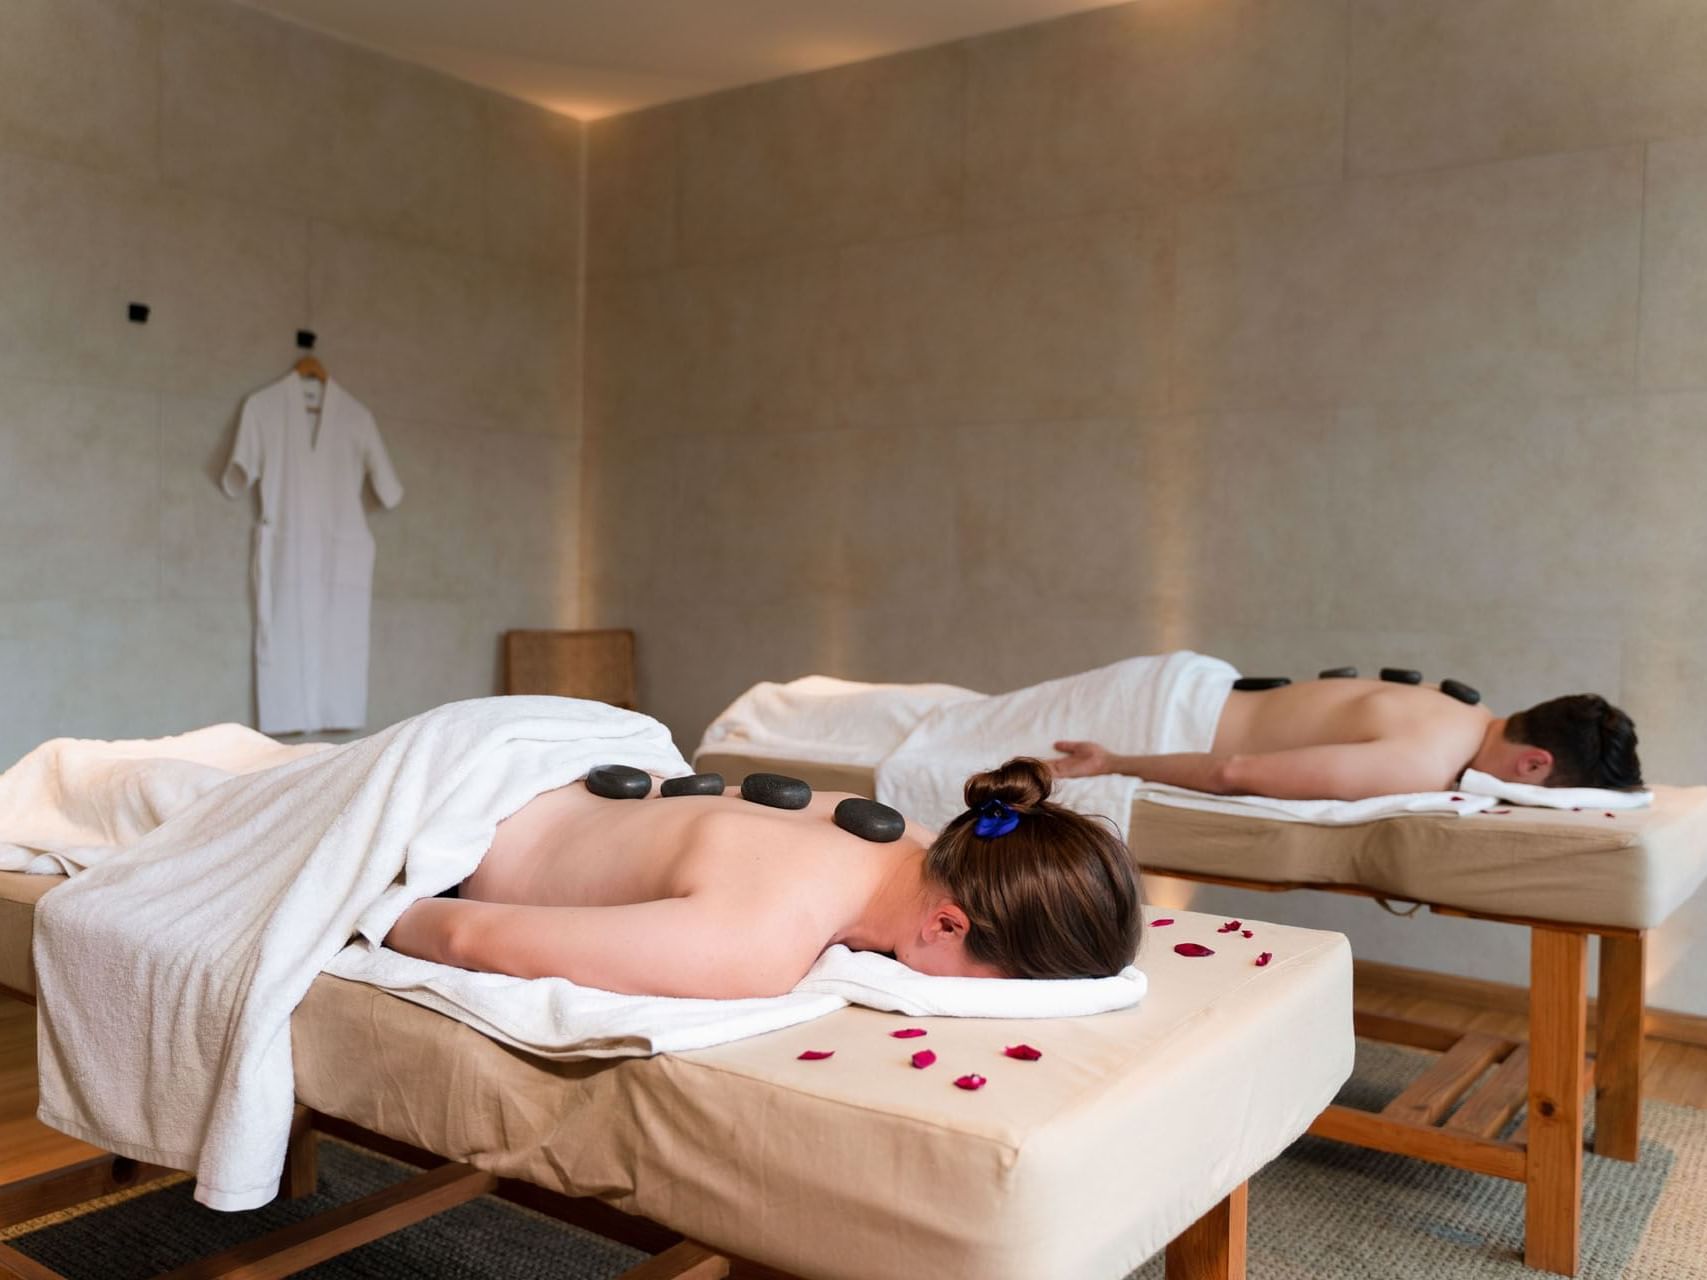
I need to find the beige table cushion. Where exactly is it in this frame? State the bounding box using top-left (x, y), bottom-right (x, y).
top-left (694, 752), bottom-right (1707, 931)
top-left (0, 870), bottom-right (56, 997)
top-left (2, 873), bottom-right (1351, 1279)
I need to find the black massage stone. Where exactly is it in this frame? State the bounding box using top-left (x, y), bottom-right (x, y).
top-left (1233, 676), bottom-right (1292, 691)
top-left (585, 764), bottom-right (652, 799)
top-left (1318, 666), bottom-right (1358, 679)
top-left (1380, 667), bottom-right (1424, 685)
top-left (833, 797), bottom-right (907, 844)
top-left (740, 772), bottom-right (812, 810)
top-left (660, 772), bottom-right (725, 797)
top-left (1440, 678), bottom-right (1482, 706)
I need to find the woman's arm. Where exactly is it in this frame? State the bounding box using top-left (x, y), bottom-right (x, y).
top-left (384, 893), bottom-right (825, 999)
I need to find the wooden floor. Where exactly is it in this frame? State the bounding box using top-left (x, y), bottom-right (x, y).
top-left (4, 986), bottom-right (1707, 1200)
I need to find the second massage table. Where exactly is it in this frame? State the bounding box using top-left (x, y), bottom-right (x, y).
top-left (695, 748), bottom-right (1707, 1277)
top-left (0, 871), bottom-right (1351, 1280)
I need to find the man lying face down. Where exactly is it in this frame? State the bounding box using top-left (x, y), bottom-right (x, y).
top-left (386, 757), bottom-right (1140, 1000)
top-left (1051, 678), bottom-right (1642, 803)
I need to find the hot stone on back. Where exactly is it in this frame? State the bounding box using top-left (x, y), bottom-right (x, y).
top-left (833, 798), bottom-right (907, 843)
top-left (661, 772), bottom-right (725, 797)
top-left (585, 764), bottom-right (653, 799)
top-left (1440, 679), bottom-right (1482, 706)
top-left (740, 772), bottom-right (812, 810)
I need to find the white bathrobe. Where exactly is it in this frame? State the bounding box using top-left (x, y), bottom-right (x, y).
top-left (223, 373), bottom-right (402, 735)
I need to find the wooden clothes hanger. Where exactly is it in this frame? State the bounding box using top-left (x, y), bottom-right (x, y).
top-left (294, 353), bottom-right (328, 382)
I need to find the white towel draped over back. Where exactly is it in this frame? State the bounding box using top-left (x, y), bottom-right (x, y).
top-left (876, 652), bottom-right (1240, 836)
top-left (31, 697), bottom-right (689, 1211)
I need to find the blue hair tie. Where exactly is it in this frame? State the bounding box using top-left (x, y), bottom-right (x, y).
top-left (974, 797), bottom-right (1021, 839)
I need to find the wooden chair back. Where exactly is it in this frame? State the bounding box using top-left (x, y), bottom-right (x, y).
top-left (503, 629), bottom-right (636, 709)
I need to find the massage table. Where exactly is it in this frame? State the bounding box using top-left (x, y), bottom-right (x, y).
top-left (695, 749), bottom-right (1707, 1277)
top-left (0, 871), bottom-right (1351, 1280)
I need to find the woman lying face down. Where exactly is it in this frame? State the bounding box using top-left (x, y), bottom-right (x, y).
top-left (384, 756), bottom-right (1140, 999)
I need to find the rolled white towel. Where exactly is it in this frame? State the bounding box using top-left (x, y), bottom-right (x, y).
top-left (1457, 767), bottom-right (1653, 811)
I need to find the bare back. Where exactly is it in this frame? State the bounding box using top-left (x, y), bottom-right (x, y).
top-left (463, 780), bottom-right (934, 918)
top-left (386, 781), bottom-right (940, 998)
top-left (1215, 678), bottom-right (1492, 788)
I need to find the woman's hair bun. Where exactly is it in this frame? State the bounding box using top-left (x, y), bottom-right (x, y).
top-left (963, 756), bottom-right (1054, 812)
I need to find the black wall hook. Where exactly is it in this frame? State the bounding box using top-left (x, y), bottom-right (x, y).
top-left (128, 303), bottom-right (150, 324)
top-left (296, 329), bottom-right (317, 351)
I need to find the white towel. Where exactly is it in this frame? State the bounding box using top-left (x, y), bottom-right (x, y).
top-left (326, 943), bottom-right (1145, 1060)
top-left (1457, 767), bottom-right (1654, 811)
top-left (0, 725), bottom-right (329, 874)
top-left (697, 674), bottom-right (981, 766)
top-left (1133, 782), bottom-right (1497, 823)
top-left (1132, 769), bottom-right (1652, 826)
top-left (32, 697), bottom-right (690, 1211)
top-left (875, 652), bottom-right (1238, 837)
top-left (1114, 769), bottom-right (1653, 825)
top-left (795, 946), bottom-right (1144, 1019)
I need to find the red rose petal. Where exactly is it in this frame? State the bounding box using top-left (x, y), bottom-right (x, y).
top-left (1241, 929), bottom-right (1254, 939)
top-left (1255, 952), bottom-right (1273, 968)
top-left (1003, 1044), bottom-right (1043, 1061)
top-left (1150, 918), bottom-right (1175, 927)
top-left (797, 1050), bottom-right (834, 1061)
top-left (1488, 808), bottom-right (1511, 815)
top-left (1216, 919), bottom-right (1243, 933)
top-left (891, 1028), bottom-right (927, 1039)
top-left (1604, 812), bottom-right (1616, 819)
top-left (910, 1049), bottom-right (937, 1069)
top-left (1174, 942), bottom-right (1216, 958)
top-left (954, 1073), bottom-right (987, 1091)
top-left (1450, 795), bottom-right (1465, 803)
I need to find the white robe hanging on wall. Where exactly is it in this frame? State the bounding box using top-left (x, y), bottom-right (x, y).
top-left (222, 373), bottom-right (402, 735)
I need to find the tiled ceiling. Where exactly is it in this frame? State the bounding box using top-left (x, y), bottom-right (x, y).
top-left (236, 0), bottom-right (1130, 119)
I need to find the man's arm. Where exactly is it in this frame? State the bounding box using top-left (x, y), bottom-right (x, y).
top-left (1050, 739), bottom-right (1451, 801)
top-left (385, 893), bottom-right (824, 999)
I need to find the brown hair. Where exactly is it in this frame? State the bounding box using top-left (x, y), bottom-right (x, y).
top-left (924, 757), bottom-right (1141, 979)
top-left (1505, 694), bottom-right (1643, 790)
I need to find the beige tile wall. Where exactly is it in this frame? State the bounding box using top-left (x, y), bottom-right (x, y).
top-left (0, 0), bottom-right (582, 765)
top-left (584, 0), bottom-right (1707, 1012)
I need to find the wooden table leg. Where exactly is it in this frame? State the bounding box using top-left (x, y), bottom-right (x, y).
top-left (618, 1242), bottom-right (731, 1280)
top-left (279, 1105), bottom-right (319, 1200)
top-left (1593, 932), bottom-right (1645, 1162)
top-left (1526, 928), bottom-right (1586, 1276)
top-left (157, 1162), bottom-right (495, 1280)
top-left (1165, 1182), bottom-right (1247, 1280)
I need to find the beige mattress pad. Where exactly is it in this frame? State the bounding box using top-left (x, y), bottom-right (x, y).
top-left (1, 872), bottom-right (1351, 1279)
top-left (694, 752), bottom-right (1707, 931)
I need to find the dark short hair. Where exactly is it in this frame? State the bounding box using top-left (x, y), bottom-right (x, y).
top-left (1504, 695), bottom-right (1643, 790)
top-left (924, 757), bottom-right (1140, 979)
